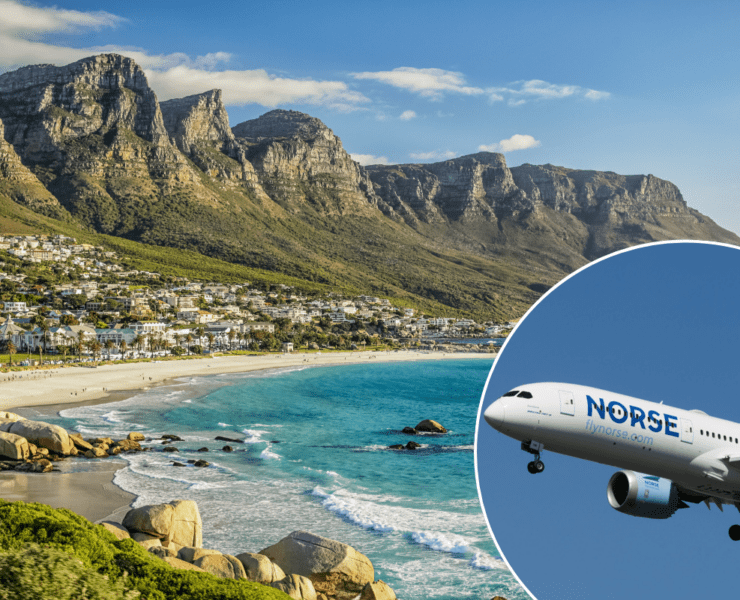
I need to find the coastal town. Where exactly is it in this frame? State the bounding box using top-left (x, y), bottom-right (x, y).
top-left (0, 234), bottom-right (509, 365)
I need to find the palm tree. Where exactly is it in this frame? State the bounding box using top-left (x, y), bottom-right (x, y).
top-left (90, 340), bottom-right (101, 363)
top-left (134, 334), bottom-right (144, 357)
top-left (185, 333), bottom-right (193, 355)
top-left (120, 339), bottom-right (128, 360)
top-left (206, 332), bottom-right (215, 354)
top-left (40, 319), bottom-right (50, 358)
top-left (104, 339), bottom-right (115, 360)
top-left (76, 331), bottom-right (85, 361)
top-left (7, 341), bottom-right (16, 367)
top-left (58, 344), bottom-right (69, 364)
top-left (229, 329), bottom-right (237, 351)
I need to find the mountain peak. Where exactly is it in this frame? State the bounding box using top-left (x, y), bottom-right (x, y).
top-left (160, 89), bottom-right (235, 154)
top-left (231, 109), bottom-right (333, 142)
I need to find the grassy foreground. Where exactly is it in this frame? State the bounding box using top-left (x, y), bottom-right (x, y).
top-left (0, 500), bottom-right (290, 600)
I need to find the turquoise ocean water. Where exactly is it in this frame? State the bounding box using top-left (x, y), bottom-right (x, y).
top-left (51, 358), bottom-right (526, 600)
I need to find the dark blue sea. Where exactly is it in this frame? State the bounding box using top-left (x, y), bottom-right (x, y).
top-left (53, 359), bottom-right (526, 600)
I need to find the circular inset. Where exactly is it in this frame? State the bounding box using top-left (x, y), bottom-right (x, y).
top-left (476, 241), bottom-right (740, 600)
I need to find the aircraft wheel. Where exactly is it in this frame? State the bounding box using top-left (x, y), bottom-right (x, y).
top-left (534, 460), bottom-right (545, 473)
top-left (527, 462), bottom-right (537, 474)
top-left (729, 525), bottom-right (740, 541)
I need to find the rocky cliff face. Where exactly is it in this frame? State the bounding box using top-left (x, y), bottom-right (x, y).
top-left (0, 54), bottom-right (239, 235)
top-left (368, 153), bottom-right (523, 224)
top-left (160, 90), bottom-right (260, 185)
top-left (0, 116), bottom-right (66, 218)
top-left (367, 155), bottom-right (736, 261)
top-left (0, 54), bottom-right (169, 159)
top-left (232, 110), bottom-right (382, 216)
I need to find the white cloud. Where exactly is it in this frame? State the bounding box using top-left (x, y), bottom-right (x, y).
top-left (0, 3), bottom-right (369, 111)
top-left (0, 0), bottom-right (125, 34)
top-left (352, 67), bottom-right (484, 100)
top-left (487, 79), bottom-right (610, 105)
top-left (410, 150), bottom-right (457, 161)
top-left (146, 65), bottom-right (369, 109)
top-left (478, 134), bottom-right (541, 153)
top-left (351, 153), bottom-right (390, 166)
top-left (399, 110), bottom-right (416, 120)
top-left (584, 89), bottom-right (610, 100)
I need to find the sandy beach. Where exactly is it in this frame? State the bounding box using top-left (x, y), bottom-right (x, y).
top-left (0, 350), bottom-right (494, 523)
top-left (0, 350), bottom-right (493, 411)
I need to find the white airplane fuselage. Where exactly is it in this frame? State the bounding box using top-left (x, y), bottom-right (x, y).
top-left (484, 382), bottom-right (740, 504)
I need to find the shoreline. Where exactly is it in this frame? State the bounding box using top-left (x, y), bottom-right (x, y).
top-left (1, 350), bottom-right (494, 523)
top-left (0, 349), bottom-right (493, 412)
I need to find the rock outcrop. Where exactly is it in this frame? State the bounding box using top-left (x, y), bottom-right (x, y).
top-left (260, 530), bottom-right (374, 600)
top-left (112, 501), bottom-right (396, 600)
top-left (233, 110), bottom-right (382, 216)
top-left (192, 553), bottom-right (246, 579)
top-left (0, 54), bottom-right (215, 236)
top-left (367, 156), bottom-right (740, 265)
top-left (122, 499), bottom-right (203, 548)
top-left (361, 580), bottom-right (397, 600)
top-left (236, 551), bottom-right (286, 583)
top-left (0, 418), bottom-right (73, 455)
top-left (415, 419), bottom-right (447, 433)
top-left (0, 431), bottom-right (30, 460)
top-left (269, 573), bottom-right (317, 600)
top-left (160, 90), bottom-right (260, 185)
top-left (0, 117), bottom-right (65, 217)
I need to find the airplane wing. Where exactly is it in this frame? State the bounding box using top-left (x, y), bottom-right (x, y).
top-left (720, 455), bottom-right (740, 472)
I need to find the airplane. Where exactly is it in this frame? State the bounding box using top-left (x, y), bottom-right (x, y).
top-left (483, 382), bottom-right (740, 540)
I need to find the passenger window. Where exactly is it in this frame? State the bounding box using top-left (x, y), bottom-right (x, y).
top-left (503, 391), bottom-right (519, 397)
top-left (712, 432), bottom-right (716, 438)
top-left (725, 435), bottom-right (728, 441)
top-left (517, 391), bottom-right (533, 399)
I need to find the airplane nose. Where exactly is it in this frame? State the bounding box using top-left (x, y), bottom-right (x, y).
top-left (484, 401), bottom-right (505, 429)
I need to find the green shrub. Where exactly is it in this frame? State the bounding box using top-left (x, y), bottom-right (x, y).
top-left (0, 501), bottom-right (290, 600)
top-left (0, 543), bottom-right (139, 600)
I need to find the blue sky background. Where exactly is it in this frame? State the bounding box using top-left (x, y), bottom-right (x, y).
top-left (476, 242), bottom-right (740, 600)
top-left (0, 1), bottom-right (738, 234)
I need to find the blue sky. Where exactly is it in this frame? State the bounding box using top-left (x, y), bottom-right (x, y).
top-left (476, 242), bottom-right (740, 600)
top-left (0, 1), bottom-right (738, 234)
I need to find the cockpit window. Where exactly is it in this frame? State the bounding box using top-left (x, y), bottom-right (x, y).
top-left (503, 390), bottom-right (519, 397)
top-left (517, 391), bottom-right (533, 399)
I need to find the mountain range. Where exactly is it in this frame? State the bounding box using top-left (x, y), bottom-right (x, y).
top-left (1, 54), bottom-right (737, 320)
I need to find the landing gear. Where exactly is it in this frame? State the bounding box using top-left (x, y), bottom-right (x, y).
top-left (521, 440), bottom-right (545, 475)
top-left (527, 460), bottom-right (545, 474)
top-left (729, 525), bottom-right (740, 541)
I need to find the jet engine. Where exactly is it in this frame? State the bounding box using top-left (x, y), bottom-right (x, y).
top-left (607, 470), bottom-right (680, 519)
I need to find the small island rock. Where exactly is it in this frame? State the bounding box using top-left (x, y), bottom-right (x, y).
top-left (414, 419), bottom-right (447, 433)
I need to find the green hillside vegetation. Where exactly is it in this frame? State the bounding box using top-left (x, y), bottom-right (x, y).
top-left (0, 191), bottom-right (543, 320)
top-left (0, 500), bottom-right (290, 600)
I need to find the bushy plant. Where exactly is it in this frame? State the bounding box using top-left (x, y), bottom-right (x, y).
top-left (0, 543), bottom-right (139, 600)
top-left (0, 501), bottom-right (290, 600)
